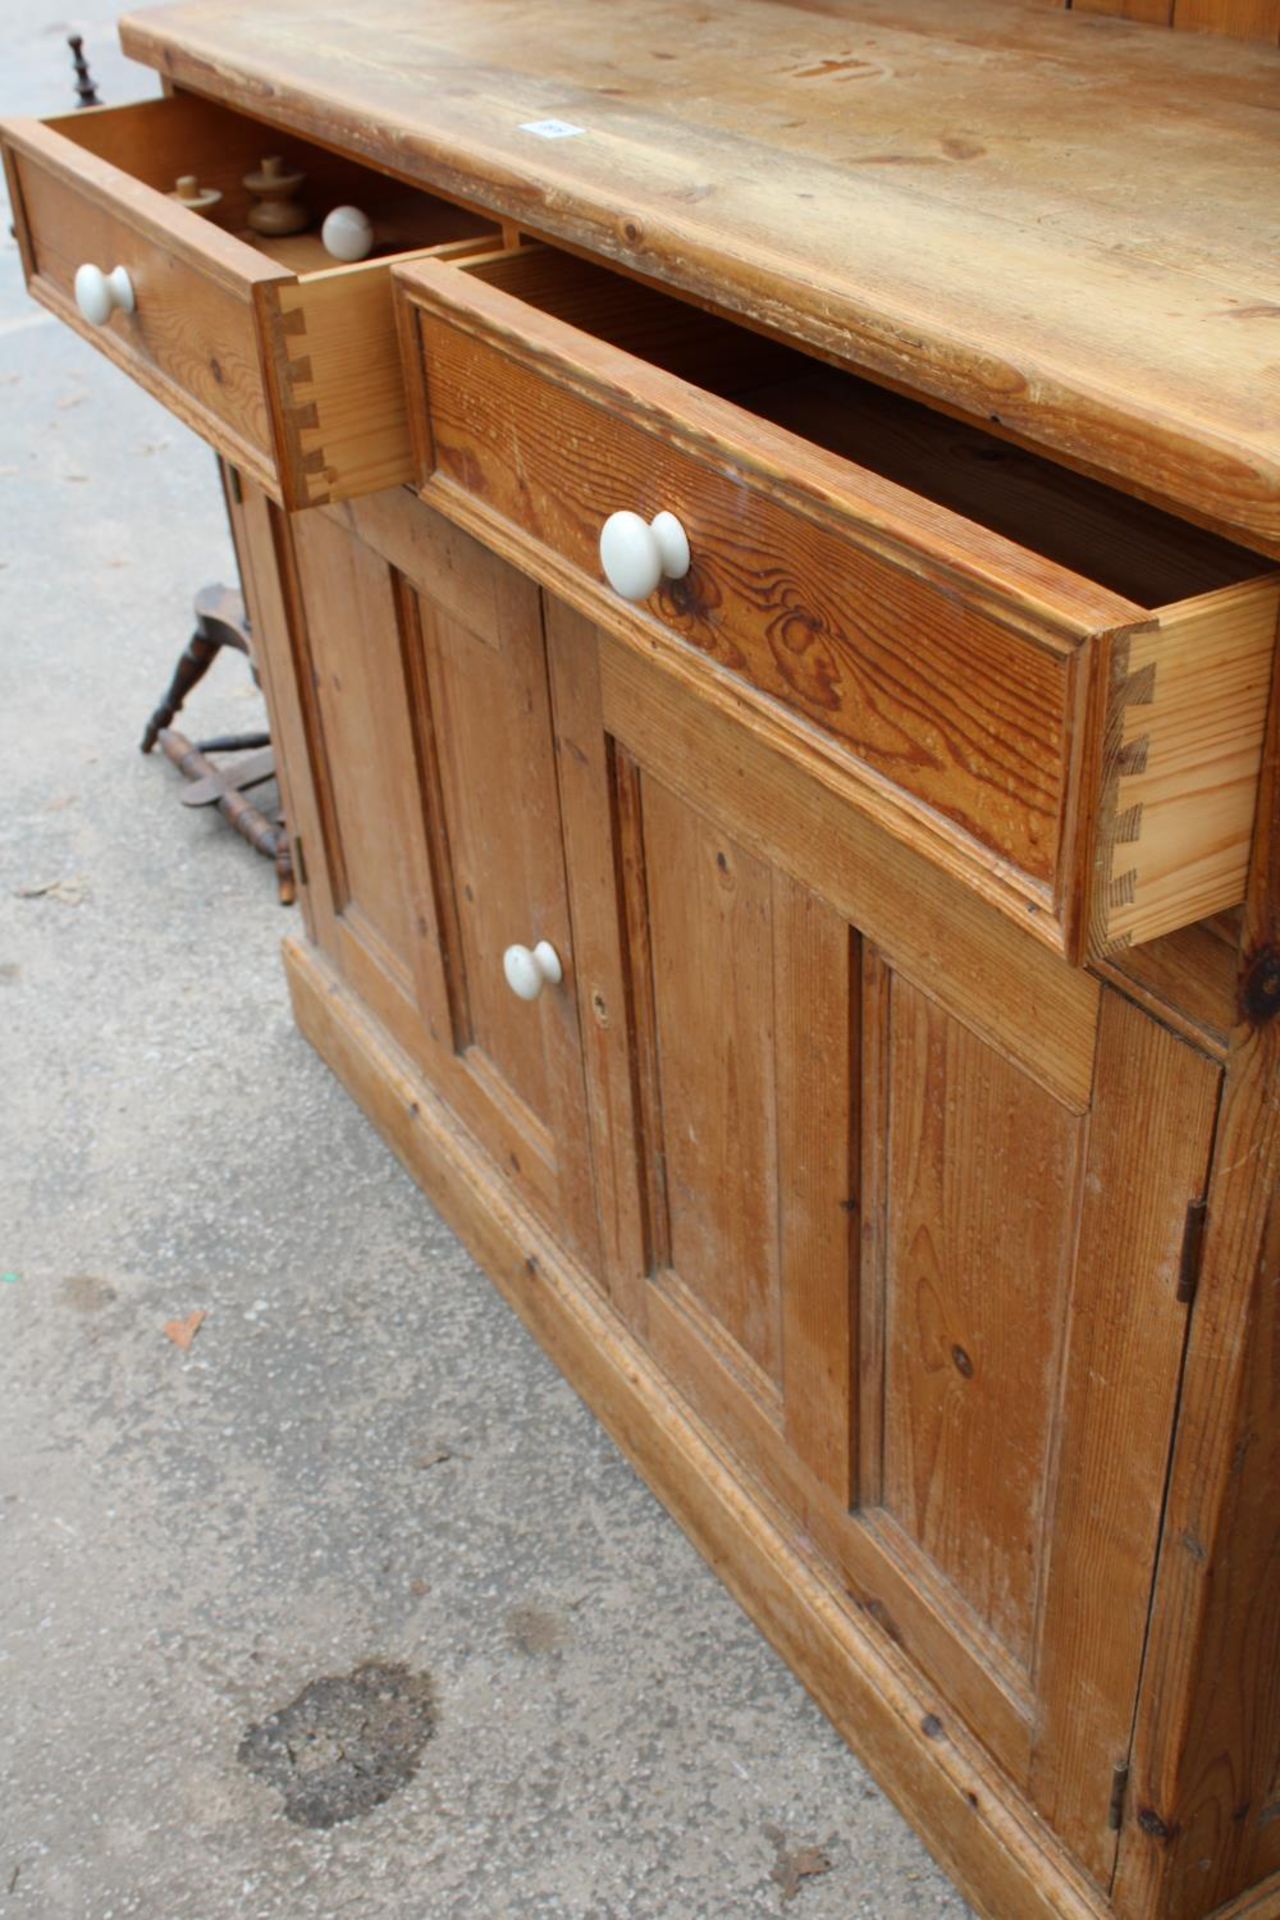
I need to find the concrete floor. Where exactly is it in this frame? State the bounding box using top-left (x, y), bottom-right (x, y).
top-left (0, 9), bottom-right (975, 1916)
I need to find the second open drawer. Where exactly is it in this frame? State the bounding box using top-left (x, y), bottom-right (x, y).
top-left (394, 247), bottom-right (1279, 962)
top-left (1, 91), bottom-right (503, 509)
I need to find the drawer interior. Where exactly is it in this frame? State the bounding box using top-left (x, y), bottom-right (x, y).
top-left (453, 248), bottom-right (1262, 610)
top-left (50, 92), bottom-right (495, 274)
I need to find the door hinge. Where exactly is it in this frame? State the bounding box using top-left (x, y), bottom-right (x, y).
top-left (293, 835), bottom-right (308, 888)
top-left (227, 463), bottom-right (244, 505)
top-left (1108, 1762), bottom-right (1130, 1833)
top-left (1176, 1197), bottom-right (1208, 1306)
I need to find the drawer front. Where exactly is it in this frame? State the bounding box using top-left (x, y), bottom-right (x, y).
top-left (396, 253), bottom-right (1280, 962)
top-left (6, 130), bottom-right (276, 479)
top-left (409, 310), bottom-right (1071, 890)
top-left (2, 98), bottom-right (500, 507)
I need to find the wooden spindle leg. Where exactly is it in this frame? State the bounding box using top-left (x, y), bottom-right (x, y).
top-left (141, 629), bottom-right (222, 754)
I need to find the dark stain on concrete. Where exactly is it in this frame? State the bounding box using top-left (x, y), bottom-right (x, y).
top-left (506, 1600), bottom-right (569, 1655)
top-left (764, 1821), bottom-right (835, 1902)
top-left (63, 1275), bottom-right (117, 1313)
top-left (238, 1661), bottom-right (436, 1828)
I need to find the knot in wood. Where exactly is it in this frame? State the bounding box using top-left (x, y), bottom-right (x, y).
top-left (1239, 943), bottom-right (1280, 1029)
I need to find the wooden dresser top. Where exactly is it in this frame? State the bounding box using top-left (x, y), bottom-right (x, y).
top-left (119, 0), bottom-right (1280, 553)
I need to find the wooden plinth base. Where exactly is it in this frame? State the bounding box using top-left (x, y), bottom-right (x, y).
top-left (285, 933), bottom-right (1116, 1920)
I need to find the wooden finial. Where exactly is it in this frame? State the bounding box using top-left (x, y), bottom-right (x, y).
top-left (67, 34), bottom-right (100, 109)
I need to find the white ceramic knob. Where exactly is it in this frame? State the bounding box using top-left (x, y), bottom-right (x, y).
top-left (321, 204), bottom-right (374, 262)
top-left (599, 509), bottom-right (690, 602)
top-left (503, 940), bottom-right (563, 1002)
top-left (74, 263), bottom-right (135, 326)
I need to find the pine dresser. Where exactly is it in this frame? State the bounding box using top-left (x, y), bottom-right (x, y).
top-left (5, 4), bottom-right (1280, 1913)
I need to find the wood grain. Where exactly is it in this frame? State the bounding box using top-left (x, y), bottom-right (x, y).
top-left (120, 0), bottom-right (1280, 549)
top-left (5, 124), bottom-right (279, 485)
top-left (401, 252), bottom-right (1278, 956)
top-left (1116, 590), bottom-right (1280, 1919)
top-left (543, 596), bottom-right (651, 1325)
top-left (410, 458), bottom-right (1085, 952)
top-left (402, 254), bottom-right (1145, 647)
top-left (597, 631), bottom-right (1102, 1111)
top-left (219, 465), bottom-right (333, 951)
top-left (0, 95), bottom-right (497, 507)
top-left (1094, 919), bottom-right (1238, 1061)
top-left (260, 500), bottom-right (1246, 1911)
top-left (262, 235), bottom-right (497, 508)
top-left (1092, 579), bottom-right (1280, 954)
top-left (1071, 0), bottom-right (1174, 22)
top-left (362, 494), bottom-right (600, 1268)
top-left (773, 870), bottom-right (857, 1504)
top-left (410, 575), bottom-right (575, 1199)
top-left (537, 600), bottom-right (1035, 1777)
top-left (1032, 990), bottom-right (1220, 1885)
top-left (881, 975), bottom-right (1083, 1674)
top-left (407, 280), bottom-right (1082, 883)
top-left (287, 506), bottom-right (444, 1054)
top-left (643, 780), bottom-right (785, 1386)
top-left (1171, 0), bottom-right (1280, 38)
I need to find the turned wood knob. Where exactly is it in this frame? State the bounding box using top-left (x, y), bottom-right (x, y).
top-left (243, 155), bottom-right (309, 236)
top-left (503, 940), bottom-right (563, 1002)
top-left (321, 204), bottom-right (375, 262)
top-left (74, 262), bottom-right (135, 326)
top-left (599, 509), bottom-right (690, 602)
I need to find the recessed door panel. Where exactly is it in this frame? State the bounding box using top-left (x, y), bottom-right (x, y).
top-left (288, 505), bottom-right (442, 1065)
top-left (880, 975), bottom-right (1083, 1671)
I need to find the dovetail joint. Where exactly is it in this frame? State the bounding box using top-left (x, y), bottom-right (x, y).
top-left (1124, 661), bottom-right (1158, 707)
top-left (1112, 802), bottom-right (1144, 846)
top-left (1116, 736), bottom-right (1150, 778)
top-left (1109, 868), bottom-right (1137, 910)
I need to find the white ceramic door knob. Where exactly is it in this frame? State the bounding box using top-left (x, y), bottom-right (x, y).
top-left (599, 509), bottom-right (690, 602)
top-left (503, 940), bottom-right (563, 1002)
top-left (74, 263), bottom-right (136, 326)
top-left (321, 204), bottom-right (375, 262)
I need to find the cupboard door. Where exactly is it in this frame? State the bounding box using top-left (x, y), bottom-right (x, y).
top-left (283, 502), bottom-right (445, 1069)
top-left (272, 490), bottom-right (595, 1262)
top-left (336, 491), bottom-right (599, 1267)
top-left (547, 597), bottom-right (1221, 1885)
top-left (866, 970), bottom-right (1221, 1881)
top-left (219, 463), bottom-right (322, 938)
top-left (548, 595), bottom-right (856, 1498)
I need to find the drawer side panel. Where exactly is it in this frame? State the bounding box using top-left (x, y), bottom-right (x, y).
top-left (265, 239), bottom-right (498, 509)
top-left (1093, 578), bottom-right (1280, 954)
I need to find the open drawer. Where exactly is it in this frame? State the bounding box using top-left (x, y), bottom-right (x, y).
top-left (394, 247), bottom-right (1280, 962)
top-left (0, 92), bottom-right (503, 508)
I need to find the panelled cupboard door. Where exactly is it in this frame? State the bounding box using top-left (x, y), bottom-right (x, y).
top-left (285, 502), bottom-right (444, 1063)
top-left (286, 490), bottom-right (599, 1267)
top-left (218, 465), bottom-right (321, 943)
top-left (544, 595), bottom-right (1222, 1889)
